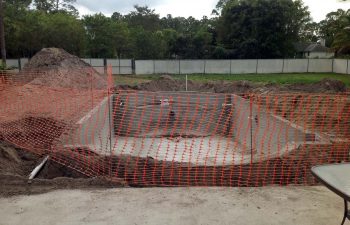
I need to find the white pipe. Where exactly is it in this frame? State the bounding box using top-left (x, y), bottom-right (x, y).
top-left (29, 156), bottom-right (49, 180)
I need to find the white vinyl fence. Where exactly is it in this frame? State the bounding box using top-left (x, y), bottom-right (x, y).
top-left (82, 58), bottom-right (133, 75)
top-left (136, 59), bottom-right (350, 75)
top-left (7, 58), bottom-right (134, 75)
top-left (6, 58), bottom-right (29, 72)
top-left (6, 58), bottom-right (350, 75)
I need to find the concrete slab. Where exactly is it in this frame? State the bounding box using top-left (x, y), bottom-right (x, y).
top-left (0, 186), bottom-right (343, 225)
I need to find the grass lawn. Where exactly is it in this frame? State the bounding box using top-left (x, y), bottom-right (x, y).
top-left (114, 73), bottom-right (350, 87)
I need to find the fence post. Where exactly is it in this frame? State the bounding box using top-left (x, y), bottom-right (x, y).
top-left (256, 59), bottom-right (259, 74)
top-left (229, 60), bottom-right (232, 75)
top-left (153, 60), bottom-right (155, 75)
top-left (179, 60), bottom-right (181, 75)
top-left (307, 58), bottom-right (310, 73)
top-left (103, 58), bottom-right (107, 75)
top-left (282, 58), bottom-right (285, 73)
top-left (132, 59), bottom-right (135, 75)
top-left (347, 59), bottom-right (349, 74)
top-left (18, 58), bottom-right (21, 71)
top-left (118, 58), bottom-right (121, 75)
top-left (249, 97), bottom-right (253, 164)
top-left (332, 58), bottom-right (334, 73)
top-left (203, 60), bottom-right (206, 74)
top-left (106, 65), bottom-right (113, 178)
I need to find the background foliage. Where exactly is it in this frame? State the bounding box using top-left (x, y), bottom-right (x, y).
top-left (4, 0), bottom-right (350, 59)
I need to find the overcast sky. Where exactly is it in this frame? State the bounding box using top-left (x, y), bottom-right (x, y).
top-left (74, 0), bottom-right (350, 22)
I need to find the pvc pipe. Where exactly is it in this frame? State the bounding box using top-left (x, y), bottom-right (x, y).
top-left (29, 156), bottom-right (49, 180)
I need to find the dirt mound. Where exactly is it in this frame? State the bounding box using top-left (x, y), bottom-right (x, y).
top-left (20, 48), bottom-right (107, 89)
top-left (137, 75), bottom-right (187, 91)
top-left (131, 76), bottom-right (347, 94)
top-left (285, 78), bottom-right (347, 93)
top-left (136, 75), bottom-right (255, 93)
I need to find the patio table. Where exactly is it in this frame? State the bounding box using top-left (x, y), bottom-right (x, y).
top-left (312, 163), bottom-right (350, 225)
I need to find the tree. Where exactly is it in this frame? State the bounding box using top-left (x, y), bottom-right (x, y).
top-left (111, 12), bottom-right (123, 21)
top-left (161, 28), bottom-right (178, 58)
top-left (332, 28), bottom-right (350, 56)
top-left (217, 0), bottom-right (311, 59)
top-left (34, 0), bottom-right (78, 15)
top-left (0, 0), bottom-right (6, 65)
top-left (83, 14), bottom-right (115, 58)
top-left (124, 5), bottom-right (160, 32)
top-left (6, 0), bottom-right (32, 8)
top-left (330, 10), bottom-right (350, 56)
top-left (41, 12), bottom-right (86, 56)
top-left (111, 21), bottom-right (130, 58)
top-left (83, 14), bottom-right (131, 58)
top-left (300, 22), bottom-right (320, 42)
top-left (319, 9), bottom-right (350, 47)
top-left (129, 27), bottom-right (164, 59)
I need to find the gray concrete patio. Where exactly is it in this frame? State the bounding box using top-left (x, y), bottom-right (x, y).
top-left (0, 186), bottom-right (345, 225)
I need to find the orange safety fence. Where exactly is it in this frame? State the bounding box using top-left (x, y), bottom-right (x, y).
top-left (0, 69), bottom-right (349, 187)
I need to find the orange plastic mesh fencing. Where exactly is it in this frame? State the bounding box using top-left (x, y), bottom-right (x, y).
top-left (0, 69), bottom-right (349, 187)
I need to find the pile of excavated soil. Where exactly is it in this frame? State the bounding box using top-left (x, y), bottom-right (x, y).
top-left (124, 75), bottom-right (348, 94)
top-left (0, 142), bottom-right (126, 197)
top-left (134, 75), bottom-right (256, 93)
top-left (283, 79), bottom-right (347, 93)
top-left (19, 48), bottom-right (107, 89)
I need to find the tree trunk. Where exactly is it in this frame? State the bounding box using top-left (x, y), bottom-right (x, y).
top-left (0, 0), bottom-right (6, 66)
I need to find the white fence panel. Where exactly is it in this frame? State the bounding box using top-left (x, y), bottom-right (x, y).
top-left (155, 60), bottom-right (179, 74)
top-left (120, 59), bottom-right (132, 67)
top-left (333, 59), bottom-right (347, 74)
top-left (230, 60), bottom-right (257, 74)
top-left (283, 59), bottom-right (308, 73)
top-left (119, 67), bottom-right (133, 74)
top-left (20, 58), bottom-right (29, 68)
top-left (106, 59), bottom-right (118, 66)
top-left (136, 60), bottom-right (154, 75)
top-left (90, 59), bottom-right (104, 67)
top-left (180, 60), bottom-right (205, 74)
top-left (205, 60), bottom-right (231, 74)
top-left (257, 59), bottom-right (284, 73)
top-left (7, 59), bottom-right (19, 68)
top-left (308, 59), bottom-right (333, 73)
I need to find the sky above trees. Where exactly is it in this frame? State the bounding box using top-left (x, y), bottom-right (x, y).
top-left (74, 0), bottom-right (350, 22)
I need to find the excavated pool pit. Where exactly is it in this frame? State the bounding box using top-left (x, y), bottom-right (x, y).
top-left (62, 91), bottom-right (325, 167)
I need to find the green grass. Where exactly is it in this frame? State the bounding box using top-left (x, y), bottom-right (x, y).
top-left (114, 73), bottom-right (350, 87)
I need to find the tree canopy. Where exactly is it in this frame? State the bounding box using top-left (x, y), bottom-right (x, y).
top-left (3, 0), bottom-right (350, 59)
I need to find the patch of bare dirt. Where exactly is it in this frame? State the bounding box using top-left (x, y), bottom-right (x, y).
top-left (121, 75), bottom-right (348, 94)
top-left (284, 79), bottom-right (347, 93)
